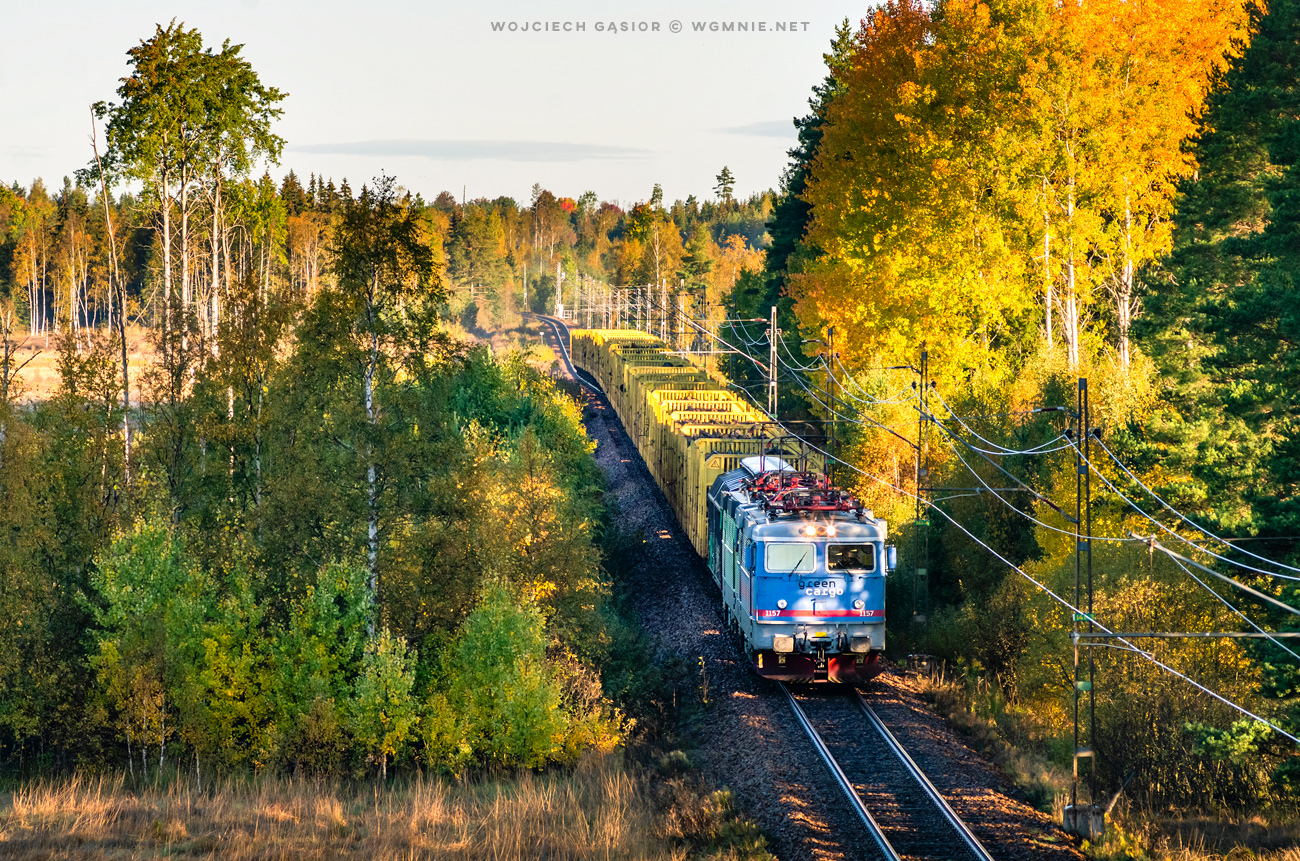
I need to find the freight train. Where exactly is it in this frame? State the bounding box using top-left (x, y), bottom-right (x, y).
top-left (569, 328), bottom-right (895, 683)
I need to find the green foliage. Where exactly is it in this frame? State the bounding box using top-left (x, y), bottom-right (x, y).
top-left (1186, 719), bottom-right (1276, 768)
top-left (91, 21), bottom-right (285, 189)
top-left (448, 206), bottom-right (509, 294)
top-left (21, 288), bottom-right (619, 779)
top-left (90, 513), bottom-right (211, 769)
top-left (423, 587), bottom-right (619, 773)
top-left (713, 167), bottom-right (736, 207)
top-left (185, 563), bottom-right (273, 769)
top-left (351, 628), bottom-right (418, 778)
top-left (82, 507), bottom-right (614, 778)
top-left (0, 19), bottom-right (681, 783)
top-left (268, 562), bottom-right (371, 774)
top-left (1138, 0), bottom-right (1300, 544)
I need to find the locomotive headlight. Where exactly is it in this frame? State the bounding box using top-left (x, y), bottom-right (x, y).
top-left (803, 525), bottom-right (816, 536)
top-left (777, 599), bottom-right (787, 609)
top-left (854, 599), bottom-right (865, 609)
top-left (826, 525), bottom-right (837, 537)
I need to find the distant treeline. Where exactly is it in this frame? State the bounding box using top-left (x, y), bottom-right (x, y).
top-left (0, 169), bottom-right (774, 349)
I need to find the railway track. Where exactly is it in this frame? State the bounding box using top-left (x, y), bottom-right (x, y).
top-left (530, 313), bottom-right (1068, 860)
top-left (524, 313), bottom-right (599, 391)
top-left (783, 684), bottom-right (996, 861)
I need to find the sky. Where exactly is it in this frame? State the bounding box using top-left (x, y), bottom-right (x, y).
top-left (1, 1), bottom-right (870, 207)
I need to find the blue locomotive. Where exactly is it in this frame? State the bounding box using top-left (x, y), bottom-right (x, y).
top-left (568, 328), bottom-right (895, 685)
top-left (707, 455), bottom-right (896, 683)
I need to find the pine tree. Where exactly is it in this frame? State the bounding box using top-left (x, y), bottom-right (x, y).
top-left (713, 166), bottom-right (735, 207)
top-left (1137, 0), bottom-right (1300, 540)
top-left (765, 18), bottom-right (854, 294)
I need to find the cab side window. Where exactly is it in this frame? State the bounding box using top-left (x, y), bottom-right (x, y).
top-left (827, 544), bottom-right (876, 572)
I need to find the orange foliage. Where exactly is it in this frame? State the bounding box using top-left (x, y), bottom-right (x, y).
top-left (794, 0), bottom-right (1034, 378)
top-left (792, 0), bottom-right (1255, 377)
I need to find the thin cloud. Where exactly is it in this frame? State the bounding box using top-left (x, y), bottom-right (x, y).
top-left (292, 139), bottom-right (649, 162)
top-left (717, 120), bottom-right (794, 138)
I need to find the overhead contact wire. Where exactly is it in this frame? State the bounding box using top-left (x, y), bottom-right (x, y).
top-left (1093, 437), bottom-right (1300, 575)
top-left (1160, 552), bottom-right (1300, 663)
top-left (657, 324), bottom-right (1300, 742)
top-left (599, 306), bottom-right (1300, 743)
top-left (1068, 439), bottom-right (1300, 583)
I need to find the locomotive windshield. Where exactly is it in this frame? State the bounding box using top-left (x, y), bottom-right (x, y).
top-left (827, 544), bottom-right (876, 572)
top-left (766, 543), bottom-right (816, 573)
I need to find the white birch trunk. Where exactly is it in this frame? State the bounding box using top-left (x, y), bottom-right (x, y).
top-left (1044, 185), bottom-right (1054, 350)
top-left (161, 169), bottom-right (173, 351)
top-left (180, 167), bottom-right (190, 356)
top-left (1118, 198), bottom-right (1134, 370)
top-left (1065, 173), bottom-right (1080, 369)
top-left (366, 277), bottom-right (380, 620)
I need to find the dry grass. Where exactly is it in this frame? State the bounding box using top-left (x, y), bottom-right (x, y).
top-left (8, 325), bottom-right (156, 404)
top-left (6, 315), bottom-right (558, 405)
top-left (1090, 814), bottom-right (1300, 861)
top-left (909, 668), bottom-right (1300, 860)
top-left (911, 665), bottom-right (1072, 814)
top-left (0, 755), bottom-right (696, 860)
top-left (447, 314), bottom-right (561, 374)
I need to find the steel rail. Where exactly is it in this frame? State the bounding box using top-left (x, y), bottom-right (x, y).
top-left (552, 322), bottom-right (993, 857)
top-left (855, 691), bottom-right (997, 861)
top-left (780, 684), bottom-right (900, 861)
top-left (524, 313), bottom-right (602, 393)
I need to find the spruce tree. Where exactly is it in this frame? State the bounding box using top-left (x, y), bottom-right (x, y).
top-left (1137, 0), bottom-right (1300, 543)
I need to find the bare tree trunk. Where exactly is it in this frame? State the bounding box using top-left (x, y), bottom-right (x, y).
top-left (180, 168), bottom-right (191, 356)
top-left (1044, 204), bottom-right (1053, 351)
top-left (1118, 198), bottom-right (1134, 370)
top-left (159, 700), bottom-right (165, 771)
top-left (161, 169), bottom-right (173, 356)
top-left (365, 278), bottom-right (380, 630)
top-left (141, 695), bottom-right (148, 777)
top-left (91, 112), bottom-right (131, 481)
top-left (1065, 250), bottom-right (1079, 369)
top-left (255, 367), bottom-right (264, 513)
top-left (1064, 173), bottom-right (1080, 369)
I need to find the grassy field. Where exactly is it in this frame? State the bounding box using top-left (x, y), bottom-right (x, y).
top-left (0, 754), bottom-right (766, 860)
top-left (8, 325), bottom-right (155, 404)
top-left (7, 310), bottom-right (554, 406)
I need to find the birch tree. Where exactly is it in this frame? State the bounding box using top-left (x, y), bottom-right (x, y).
top-left (91, 21), bottom-right (284, 360)
top-left (331, 176), bottom-right (440, 615)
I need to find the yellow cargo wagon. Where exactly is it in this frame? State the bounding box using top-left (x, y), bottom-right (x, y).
top-left (570, 330), bottom-right (822, 550)
top-left (568, 326), bottom-right (890, 687)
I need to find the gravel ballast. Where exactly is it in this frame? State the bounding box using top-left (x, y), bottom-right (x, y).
top-left (538, 320), bottom-right (1087, 861)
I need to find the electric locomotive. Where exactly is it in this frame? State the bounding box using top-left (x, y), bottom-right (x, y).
top-left (568, 327), bottom-right (895, 684)
top-left (707, 456), bottom-right (895, 683)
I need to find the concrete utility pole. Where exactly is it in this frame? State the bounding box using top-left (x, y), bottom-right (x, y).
top-left (768, 305), bottom-right (778, 418)
top-left (1066, 377), bottom-right (1100, 839)
top-left (679, 278), bottom-right (686, 352)
top-left (914, 350), bottom-right (930, 630)
top-left (660, 279), bottom-right (668, 342)
top-left (826, 326), bottom-right (836, 485)
top-left (554, 260), bottom-right (563, 318)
